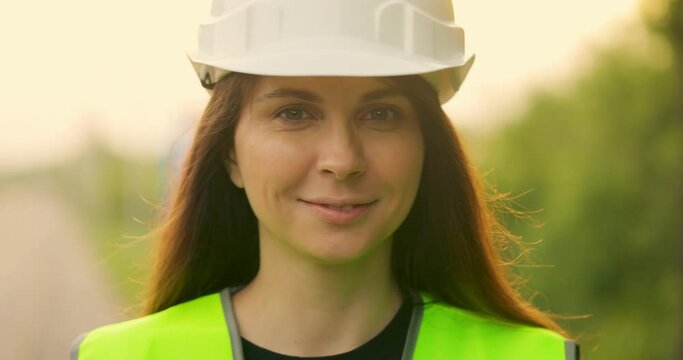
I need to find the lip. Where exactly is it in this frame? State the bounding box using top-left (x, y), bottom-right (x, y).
top-left (299, 199), bottom-right (377, 224)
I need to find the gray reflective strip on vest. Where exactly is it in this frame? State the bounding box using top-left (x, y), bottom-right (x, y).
top-left (401, 291), bottom-right (424, 360)
top-left (221, 287), bottom-right (245, 360)
top-left (70, 332), bottom-right (88, 360)
top-left (565, 339), bottom-right (579, 360)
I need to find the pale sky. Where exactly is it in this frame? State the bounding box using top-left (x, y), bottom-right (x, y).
top-left (0, 0), bottom-right (641, 172)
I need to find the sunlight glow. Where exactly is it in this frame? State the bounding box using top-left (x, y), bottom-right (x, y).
top-left (0, 0), bottom-right (640, 171)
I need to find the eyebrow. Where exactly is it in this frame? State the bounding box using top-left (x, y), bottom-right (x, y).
top-left (253, 86), bottom-right (407, 104)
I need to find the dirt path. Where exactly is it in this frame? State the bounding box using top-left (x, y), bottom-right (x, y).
top-left (0, 184), bottom-right (126, 360)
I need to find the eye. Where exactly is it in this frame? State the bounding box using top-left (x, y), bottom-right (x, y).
top-left (361, 107), bottom-right (401, 121)
top-left (276, 107), bottom-right (314, 121)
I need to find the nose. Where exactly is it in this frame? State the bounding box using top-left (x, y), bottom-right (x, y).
top-left (317, 121), bottom-right (366, 181)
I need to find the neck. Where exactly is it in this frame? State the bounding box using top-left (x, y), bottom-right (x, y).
top-left (232, 229), bottom-right (402, 357)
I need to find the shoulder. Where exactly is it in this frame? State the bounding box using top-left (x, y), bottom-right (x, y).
top-left (414, 294), bottom-right (578, 359)
top-left (70, 292), bottom-right (229, 360)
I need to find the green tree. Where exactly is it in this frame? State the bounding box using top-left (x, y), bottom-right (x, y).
top-left (476, 14), bottom-right (683, 359)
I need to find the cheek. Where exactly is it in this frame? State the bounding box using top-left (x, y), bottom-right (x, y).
top-left (236, 130), bottom-right (312, 212)
top-left (368, 133), bottom-right (424, 191)
top-left (361, 132), bottom-right (423, 237)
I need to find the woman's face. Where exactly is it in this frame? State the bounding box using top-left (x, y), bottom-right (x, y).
top-left (226, 76), bottom-right (424, 264)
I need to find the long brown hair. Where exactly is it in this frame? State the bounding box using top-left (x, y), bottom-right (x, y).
top-left (144, 72), bottom-right (568, 336)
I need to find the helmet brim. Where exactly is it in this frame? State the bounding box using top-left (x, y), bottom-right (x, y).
top-left (188, 44), bottom-right (474, 104)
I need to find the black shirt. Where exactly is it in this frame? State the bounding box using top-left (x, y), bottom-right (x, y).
top-left (241, 300), bottom-right (413, 360)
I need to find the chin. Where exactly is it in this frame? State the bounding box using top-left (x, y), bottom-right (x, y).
top-left (296, 233), bottom-right (392, 266)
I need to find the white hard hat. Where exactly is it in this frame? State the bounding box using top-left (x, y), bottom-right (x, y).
top-left (188, 0), bottom-right (475, 104)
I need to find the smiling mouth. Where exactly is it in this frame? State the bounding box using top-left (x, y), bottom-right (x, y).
top-left (323, 204), bottom-right (355, 211)
top-left (300, 200), bottom-right (377, 210)
top-left (299, 199), bottom-right (377, 224)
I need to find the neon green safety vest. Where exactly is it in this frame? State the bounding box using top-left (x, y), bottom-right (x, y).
top-left (71, 288), bottom-right (578, 359)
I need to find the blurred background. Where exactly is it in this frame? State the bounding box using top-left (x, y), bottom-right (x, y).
top-left (0, 0), bottom-right (680, 358)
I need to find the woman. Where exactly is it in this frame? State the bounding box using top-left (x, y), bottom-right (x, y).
top-left (72, 0), bottom-right (579, 359)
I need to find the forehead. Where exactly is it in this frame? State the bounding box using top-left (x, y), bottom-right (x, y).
top-left (249, 76), bottom-right (406, 104)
